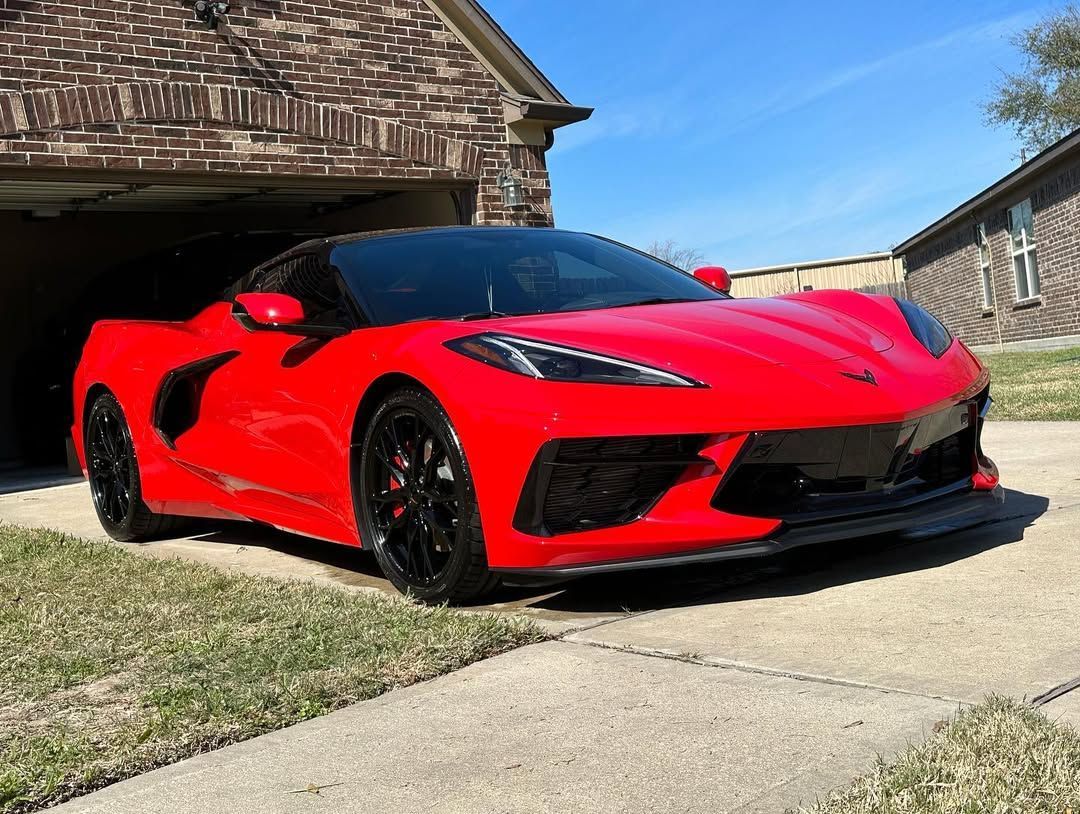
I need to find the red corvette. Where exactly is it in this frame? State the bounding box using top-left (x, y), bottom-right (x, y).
top-left (73, 227), bottom-right (1002, 602)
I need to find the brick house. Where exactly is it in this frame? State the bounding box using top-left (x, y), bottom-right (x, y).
top-left (0, 0), bottom-right (590, 467)
top-left (896, 129), bottom-right (1080, 353)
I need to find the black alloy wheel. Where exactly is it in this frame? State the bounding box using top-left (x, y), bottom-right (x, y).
top-left (358, 388), bottom-right (497, 603)
top-left (88, 399), bottom-right (133, 526)
top-left (369, 407), bottom-right (460, 583)
top-left (85, 392), bottom-right (182, 542)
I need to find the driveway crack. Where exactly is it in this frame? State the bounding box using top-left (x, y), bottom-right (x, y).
top-left (566, 637), bottom-right (969, 706)
top-left (1032, 675), bottom-right (1080, 707)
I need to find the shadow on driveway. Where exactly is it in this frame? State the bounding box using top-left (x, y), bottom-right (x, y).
top-left (177, 488), bottom-right (1048, 623)
top-left (0, 467), bottom-right (84, 495)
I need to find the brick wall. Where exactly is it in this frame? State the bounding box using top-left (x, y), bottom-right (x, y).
top-left (904, 153), bottom-right (1080, 347)
top-left (0, 0), bottom-right (553, 225)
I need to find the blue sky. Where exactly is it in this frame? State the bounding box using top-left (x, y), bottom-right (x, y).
top-left (485, 0), bottom-right (1050, 269)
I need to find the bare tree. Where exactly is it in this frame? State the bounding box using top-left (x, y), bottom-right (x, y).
top-left (645, 239), bottom-right (706, 271)
top-left (985, 4), bottom-right (1080, 154)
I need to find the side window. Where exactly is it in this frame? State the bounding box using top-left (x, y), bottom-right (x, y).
top-left (224, 267), bottom-right (260, 300)
top-left (549, 249), bottom-right (622, 300)
top-left (257, 254), bottom-right (353, 328)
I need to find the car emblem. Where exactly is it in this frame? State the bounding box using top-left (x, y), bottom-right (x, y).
top-left (840, 368), bottom-right (878, 386)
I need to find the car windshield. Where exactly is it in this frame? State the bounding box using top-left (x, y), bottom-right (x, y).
top-left (331, 228), bottom-right (726, 326)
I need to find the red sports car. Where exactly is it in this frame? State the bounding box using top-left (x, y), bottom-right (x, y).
top-left (73, 227), bottom-right (1002, 602)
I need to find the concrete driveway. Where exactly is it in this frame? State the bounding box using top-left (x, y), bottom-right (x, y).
top-left (6, 421), bottom-right (1080, 812)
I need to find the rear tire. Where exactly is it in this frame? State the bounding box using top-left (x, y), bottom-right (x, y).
top-left (356, 387), bottom-right (499, 604)
top-left (85, 392), bottom-right (184, 542)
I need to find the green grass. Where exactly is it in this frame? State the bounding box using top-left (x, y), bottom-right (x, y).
top-left (800, 697), bottom-right (1080, 813)
top-left (982, 348), bottom-right (1080, 420)
top-left (0, 526), bottom-right (543, 813)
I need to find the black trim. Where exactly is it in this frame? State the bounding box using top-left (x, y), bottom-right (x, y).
top-left (894, 297), bottom-right (953, 359)
top-left (152, 351), bottom-right (240, 449)
top-left (711, 401), bottom-right (977, 523)
top-left (513, 434), bottom-right (709, 536)
top-left (513, 440), bottom-right (560, 535)
top-left (495, 486), bottom-right (1004, 577)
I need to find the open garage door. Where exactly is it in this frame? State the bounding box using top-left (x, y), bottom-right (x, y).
top-left (0, 170), bottom-right (470, 468)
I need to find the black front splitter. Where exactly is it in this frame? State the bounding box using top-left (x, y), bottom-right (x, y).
top-left (493, 485), bottom-right (1004, 578)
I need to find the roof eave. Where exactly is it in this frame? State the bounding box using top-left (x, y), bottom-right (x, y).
top-left (424, 0), bottom-right (572, 105)
top-left (894, 128), bottom-right (1080, 255)
top-left (730, 251), bottom-right (895, 277)
top-left (501, 94), bottom-right (593, 129)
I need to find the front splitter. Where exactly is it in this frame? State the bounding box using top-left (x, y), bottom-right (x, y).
top-left (493, 485), bottom-right (1004, 578)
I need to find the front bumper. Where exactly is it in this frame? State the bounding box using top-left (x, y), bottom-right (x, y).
top-left (494, 483), bottom-right (1004, 577)
top-left (485, 387), bottom-right (1000, 575)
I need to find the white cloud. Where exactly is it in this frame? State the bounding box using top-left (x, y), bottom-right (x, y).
top-left (585, 135), bottom-right (1014, 270)
top-left (552, 8), bottom-right (1036, 155)
top-left (720, 10), bottom-right (1034, 135)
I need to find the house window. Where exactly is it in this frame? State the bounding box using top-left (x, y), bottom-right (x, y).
top-left (1007, 199), bottom-right (1039, 302)
top-left (974, 224), bottom-right (992, 309)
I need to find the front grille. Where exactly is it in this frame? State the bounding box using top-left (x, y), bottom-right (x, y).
top-left (514, 435), bottom-right (707, 537)
top-left (712, 402), bottom-right (978, 524)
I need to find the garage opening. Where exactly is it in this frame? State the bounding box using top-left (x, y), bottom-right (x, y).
top-left (0, 172), bottom-right (469, 470)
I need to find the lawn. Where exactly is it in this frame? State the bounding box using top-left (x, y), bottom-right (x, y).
top-left (801, 697), bottom-right (1080, 813)
top-left (0, 526), bottom-right (543, 813)
top-left (982, 347), bottom-right (1080, 420)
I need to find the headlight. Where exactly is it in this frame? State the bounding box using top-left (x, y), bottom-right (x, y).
top-left (893, 298), bottom-right (953, 358)
top-left (444, 333), bottom-right (704, 387)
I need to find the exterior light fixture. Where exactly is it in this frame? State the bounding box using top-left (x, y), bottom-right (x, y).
top-left (496, 164), bottom-right (526, 209)
top-left (193, 1), bottom-right (230, 29)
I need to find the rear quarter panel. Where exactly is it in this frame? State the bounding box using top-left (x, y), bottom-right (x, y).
top-left (72, 309), bottom-right (223, 477)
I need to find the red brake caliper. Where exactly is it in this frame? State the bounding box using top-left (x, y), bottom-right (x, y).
top-left (390, 449), bottom-right (407, 520)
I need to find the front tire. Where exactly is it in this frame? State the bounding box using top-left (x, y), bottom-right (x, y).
top-left (85, 392), bottom-right (182, 542)
top-left (356, 387), bottom-right (498, 604)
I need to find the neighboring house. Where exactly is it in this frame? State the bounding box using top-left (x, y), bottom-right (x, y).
top-left (894, 129), bottom-right (1080, 353)
top-left (729, 252), bottom-right (905, 298)
top-left (0, 0), bottom-right (590, 467)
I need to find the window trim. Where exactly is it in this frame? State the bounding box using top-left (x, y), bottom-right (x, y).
top-left (1007, 200), bottom-right (1039, 303)
top-left (974, 223), bottom-right (993, 311)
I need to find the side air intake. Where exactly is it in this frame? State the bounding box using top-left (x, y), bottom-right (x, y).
top-left (152, 351), bottom-right (239, 448)
top-left (513, 434), bottom-right (708, 536)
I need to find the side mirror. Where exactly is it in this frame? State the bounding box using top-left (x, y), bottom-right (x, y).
top-left (232, 293), bottom-right (348, 338)
top-left (692, 266), bottom-right (732, 295)
top-left (235, 293), bottom-right (305, 326)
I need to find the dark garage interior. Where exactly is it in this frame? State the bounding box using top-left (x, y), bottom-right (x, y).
top-left (1, 171), bottom-right (468, 470)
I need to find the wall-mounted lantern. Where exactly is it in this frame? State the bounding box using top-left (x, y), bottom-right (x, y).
top-left (496, 164), bottom-right (526, 209)
top-left (193, 1), bottom-right (230, 29)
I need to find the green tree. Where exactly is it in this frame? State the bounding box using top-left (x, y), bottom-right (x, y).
top-left (985, 4), bottom-right (1080, 154)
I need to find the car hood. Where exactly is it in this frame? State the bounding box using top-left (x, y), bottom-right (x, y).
top-left (482, 298), bottom-right (894, 373)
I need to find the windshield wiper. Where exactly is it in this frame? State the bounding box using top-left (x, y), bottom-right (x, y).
top-left (614, 297), bottom-right (698, 308)
top-left (458, 310), bottom-right (514, 321)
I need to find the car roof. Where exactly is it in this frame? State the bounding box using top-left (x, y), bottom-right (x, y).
top-left (259, 225), bottom-right (584, 268)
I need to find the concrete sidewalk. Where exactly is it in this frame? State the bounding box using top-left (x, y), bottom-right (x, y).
top-left (52, 642), bottom-right (957, 814)
top-left (8, 422), bottom-right (1080, 812)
